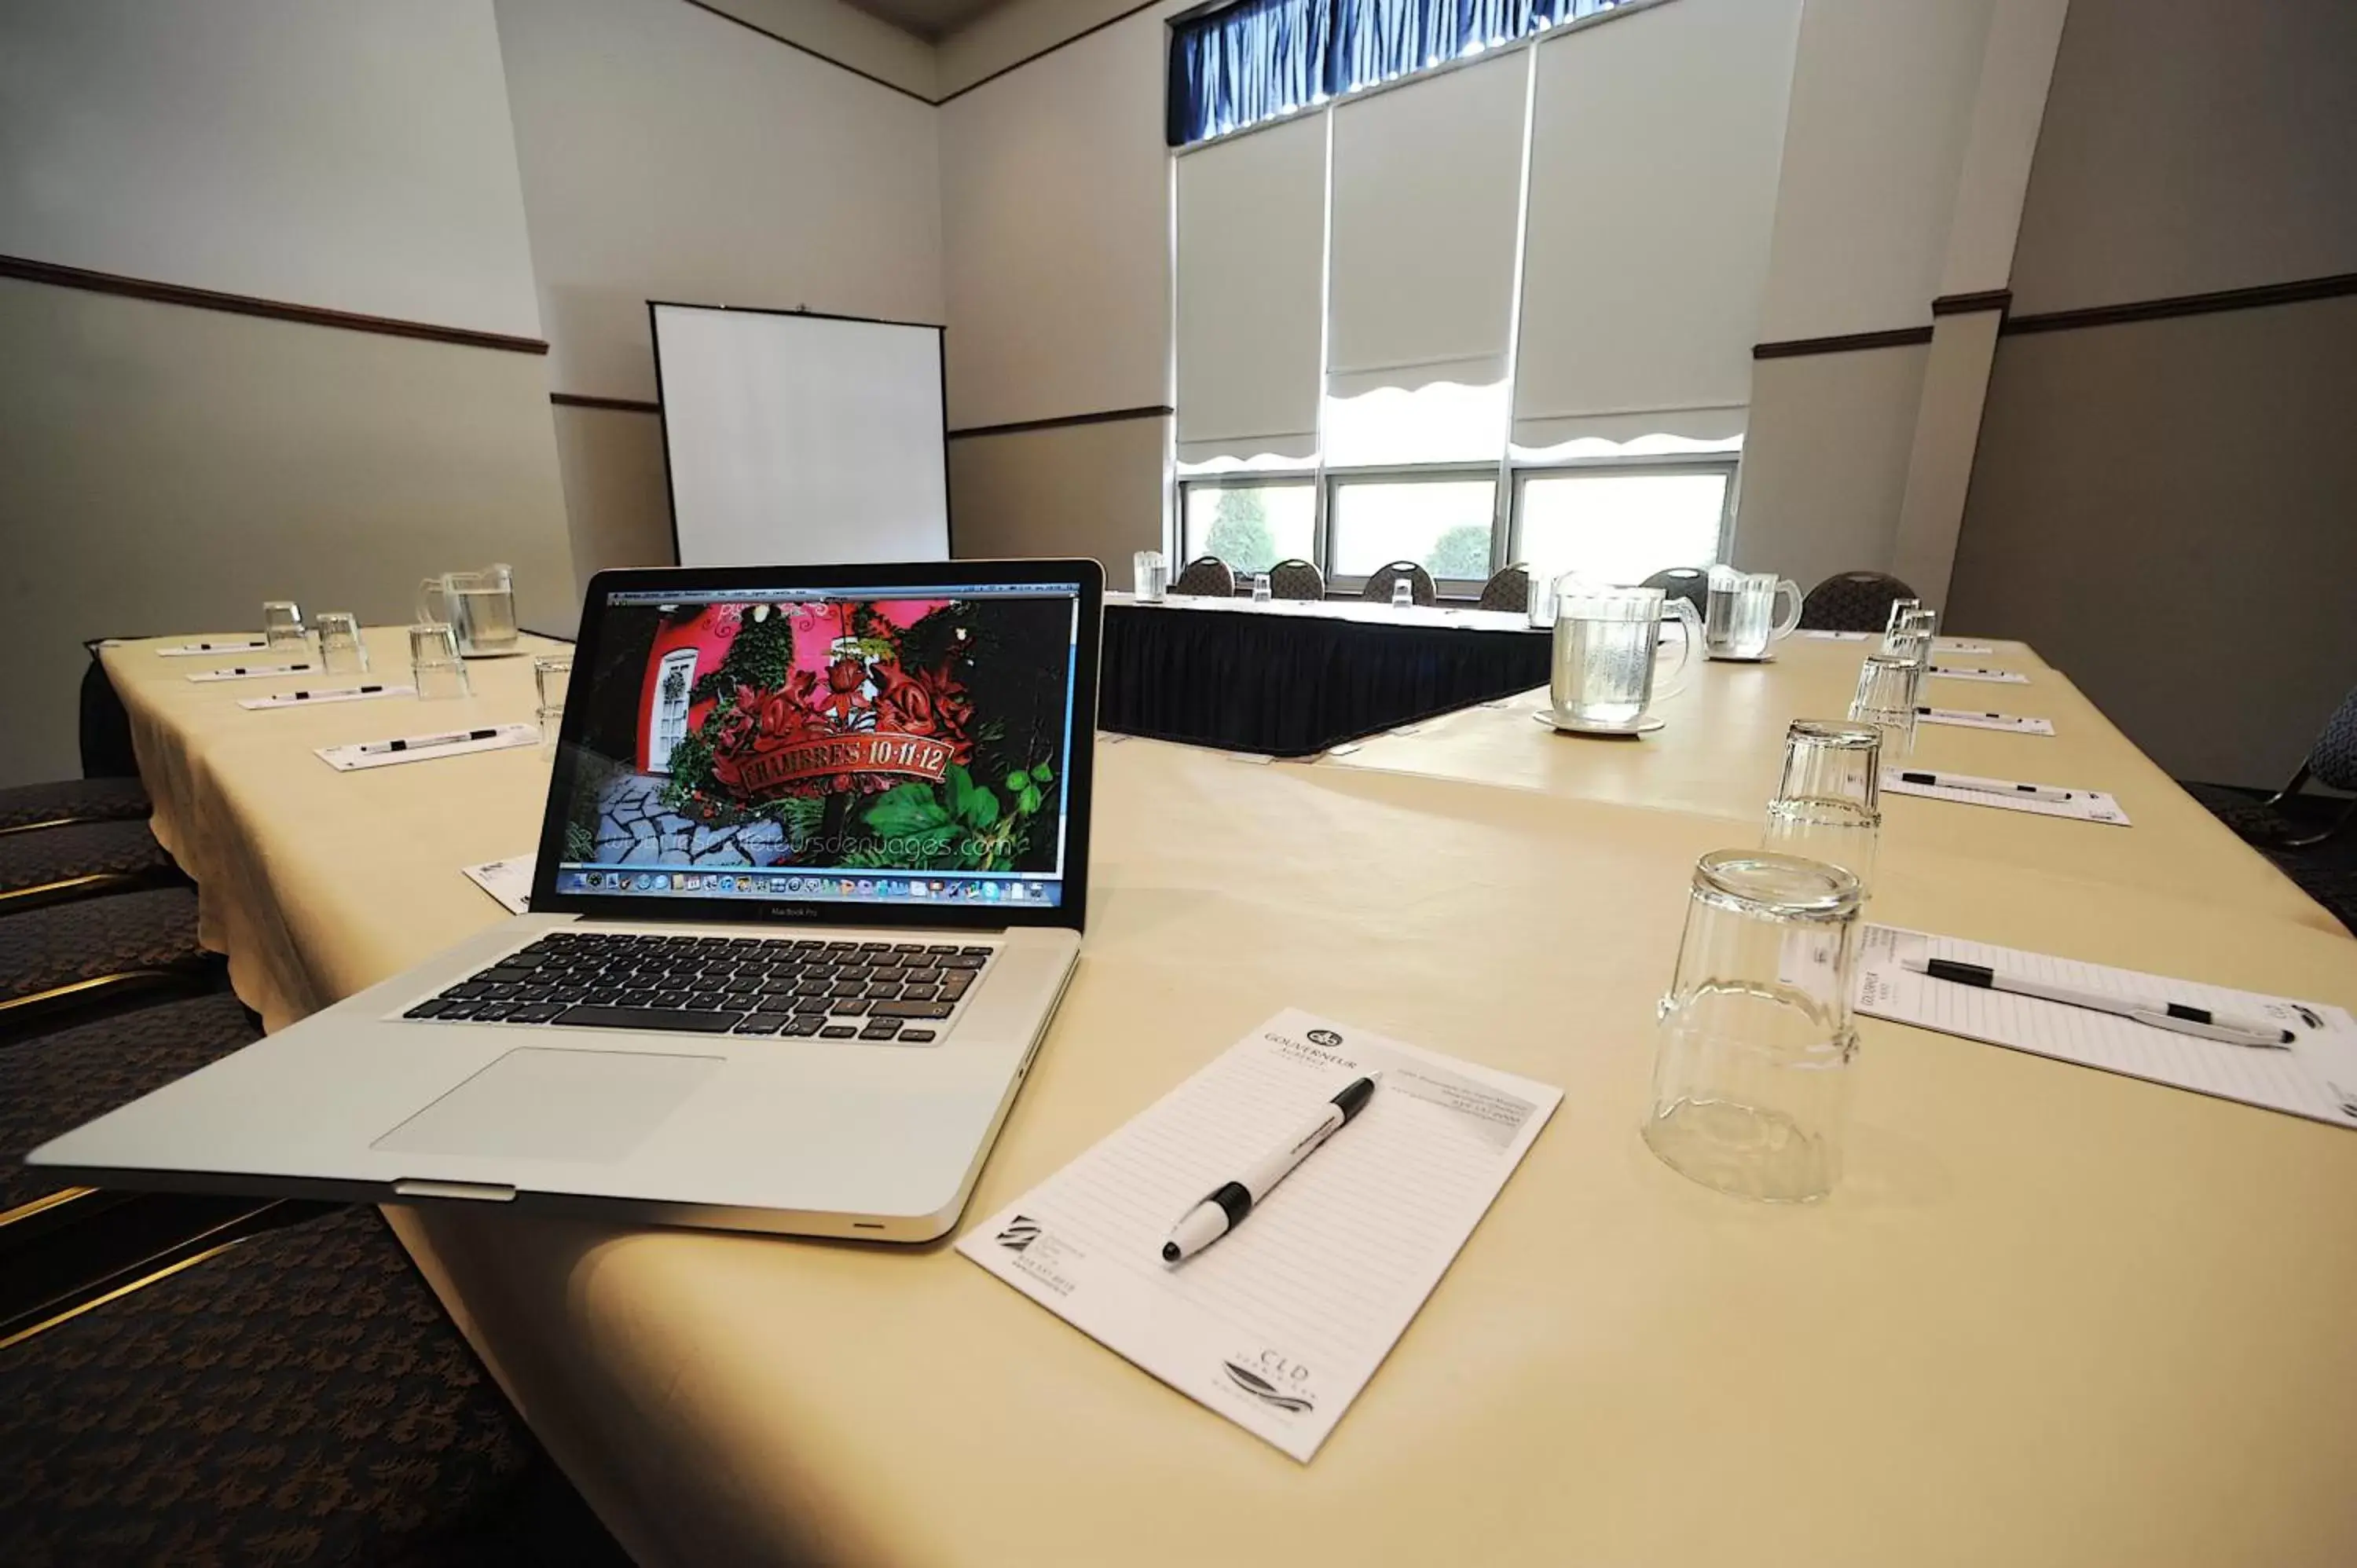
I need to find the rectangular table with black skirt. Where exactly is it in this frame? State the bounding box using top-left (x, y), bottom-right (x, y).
top-left (1098, 593), bottom-right (1550, 756)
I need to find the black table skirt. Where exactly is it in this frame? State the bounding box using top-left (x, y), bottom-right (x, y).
top-left (1099, 603), bottom-right (1552, 757)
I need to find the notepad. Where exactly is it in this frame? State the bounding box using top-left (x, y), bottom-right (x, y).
top-left (1800, 630), bottom-right (1875, 641)
top-left (1930, 665), bottom-right (2027, 683)
top-left (1881, 768), bottom-right (2128, 823)
top-left (316, 723), bottom-right (539, 771)
top-left (239, 684), bottom-right (415, 710)
top-left (1915, 707), bottom-right (2054, 735)
top-left (462, 855), bottom-right (534, 914)
top-left (1932, 639), bottom-right (1996, 654)
top-left (959, 1009), bottom-right (1560, 1462)
top-left (159, 639), bottom-right (269, 656)
top-left (188, 662), bottom-right (314, 682)
top-left (1857, 926), bottom-right (2357, 1129)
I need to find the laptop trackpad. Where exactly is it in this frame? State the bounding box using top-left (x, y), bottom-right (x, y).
top-left (373, 1048), bottom-right (721, 1164)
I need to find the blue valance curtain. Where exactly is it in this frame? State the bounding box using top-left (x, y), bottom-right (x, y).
top-left (1168, 0), bottom-right (1627, 146)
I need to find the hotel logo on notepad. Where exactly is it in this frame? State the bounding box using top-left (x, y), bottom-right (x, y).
top-left (995, 1214), bottom-right (1041, 1252)
top-left (1221, 1353), bottom-right (1316, 1415)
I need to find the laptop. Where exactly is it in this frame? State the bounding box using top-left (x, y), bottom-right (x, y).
top-left (31, 559), bottom-right (1103, 1241)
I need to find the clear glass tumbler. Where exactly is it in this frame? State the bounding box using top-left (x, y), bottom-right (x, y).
top-left (1133, 550), bottom-right (1168, 602)
top-left (1391, 577), bottom-right (1414, 610)
top-left (262, 600), bottom-right (307, 655)
top-left (1882, 595), bottom-right (1922, 645)
top-left (315, 613), bottom-right (368, 676)
top-left (1644, 850), bottom-right (1864, 1203)
top-left (410, 622), bottom-right (472, 701)
top-left (1851, 652), bottom-right (1920, 755)
top-left (1762, 720), bottom-right (1882, 893)
top-left (1252, 573), bottom-right (1272, 602)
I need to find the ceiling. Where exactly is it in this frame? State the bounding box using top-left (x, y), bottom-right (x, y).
top-left (841, 0), bottom-right (1008, 42)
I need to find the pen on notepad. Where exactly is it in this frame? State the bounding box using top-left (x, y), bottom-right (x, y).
top-left (357, 727), bottom-right (500, 755)
top-left (1915, 708), bottom-right (2011, 720)
top-left (1898, 771), bottom-right (2071, 802)
top-left (218, 664), bottom-right (310, 676)
top-left (1163, 1073), bottom-right (1380, 1263)
top-left (1903, 956), bottom-right (2293, 1049)
top-left (288, 685), bottom-right (387, 701)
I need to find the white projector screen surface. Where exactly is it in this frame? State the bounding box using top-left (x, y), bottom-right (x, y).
top-left (653, 303), bottom-right (949, 566)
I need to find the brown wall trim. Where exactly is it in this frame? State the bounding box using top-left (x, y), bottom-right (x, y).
top-left (2002, 270), bottom-right (2357, 337)
top-left (947, 404), bottom-right (1172, 440)
top-left (1753, 325), bottom-right (1934, 361)
top-left (1932, 288), bottom-right (2012, 317)
top-left (937, 0), bottom-right (1170, 105)
top-left (677, 0), bottom-right (934, 105)
top-left (0, 253), bottom-right (548, 354)
top-left (551, 391), bottom-right (662, 415)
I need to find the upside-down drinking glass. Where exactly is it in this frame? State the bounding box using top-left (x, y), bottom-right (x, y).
top-left (1849, 654), bottom-right (1919, 757)
top-left (1762, 720), bottom-right (1882, 893)
top-left (409, 621), bottom-right (471, 701)
top-left (1133, 550), bottom-right (1168, 602)
top-left (314, 613), bottom-right (368, 676)
top-left (262, 600), bottom-right (307, 655)
top-left (1643, 849), bottom-right (1864, 1202)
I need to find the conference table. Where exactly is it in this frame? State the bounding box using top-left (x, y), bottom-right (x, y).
top-left (100, 625), bottom-right (2357, 1567)
top-left (1098, 590), bottom-right (1550, 756)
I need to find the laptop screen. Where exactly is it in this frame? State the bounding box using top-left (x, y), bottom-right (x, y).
top-left (548, 574), bottom-right (1086, 913)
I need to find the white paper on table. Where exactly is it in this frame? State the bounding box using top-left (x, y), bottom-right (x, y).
top-left (1930, 665), bottom-right (2028, 684)
top-left (159, 639), bottom-right (269, 657)
top-left (188, 662), bottom-right (315, 683)
top-left (958, 1009), bottom-right (1560, 1463)
top-left (238, 684), bottom-right (415, 710)
top-left (1914, 707), bottom-right (2055, 735)
top-left (1881, 768), bottom-right (2128, 824)
top-left (316, 723), bottom-right (539, 771)
top-left (1933, 639), bottom-right (1996, 654)
top-left (463, 855), bottom-right (534, 914)
top-left (1799, 630), bottom-right (1875, 641)
top-left (1857, 925), bottom-right (2357, 1129)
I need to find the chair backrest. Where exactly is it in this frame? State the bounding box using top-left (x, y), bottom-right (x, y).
top-left (1798, 570), bottom-right (1918, 632)
top-left (1477, 563), bottom-right (1530, 614)
top-left (1267, 559), bottom-right (1325, 601)
top-left (1359, 560), bottom-right (1436, 606)
top-left (2310, 684), bottom-right (2357, 792)
top-left (1640, 566), bottom-right (1711, 616)
top-left (1169, 555), bottom-right (1235, 598)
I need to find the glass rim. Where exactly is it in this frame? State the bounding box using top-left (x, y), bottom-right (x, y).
top-left (1787, 718), bottom-right (1881, 750)
top-left (1691, 848), bottom-right (1861, 918)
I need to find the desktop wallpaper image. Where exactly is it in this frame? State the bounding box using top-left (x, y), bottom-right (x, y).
top-left (558, 592), bottom-right (1073, 879)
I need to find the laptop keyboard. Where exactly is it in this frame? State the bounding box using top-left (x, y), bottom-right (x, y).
top-left (401, 932), bottom-right (995, 1046)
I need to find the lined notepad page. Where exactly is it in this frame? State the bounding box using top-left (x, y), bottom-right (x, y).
top-left (1857, 926), bottom-right (2357, 1129)
top-left (958, 1009), bottom-right (1559, 1461)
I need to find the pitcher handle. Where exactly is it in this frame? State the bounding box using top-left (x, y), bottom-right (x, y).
top-left (1657, 599), bottom-right (1701, 698)
top-left (1771, 577), bottom-right (1804, 640)
top-left (417, 576), bottom-right (447, 628)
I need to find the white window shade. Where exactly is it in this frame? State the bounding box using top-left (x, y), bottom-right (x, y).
top-left (1175, 116), bottom-right (1328, 467)
top-left (1327, 53), bottom-right (1529, 401)
top-left (1510, 0), bottom-right (1803, 452)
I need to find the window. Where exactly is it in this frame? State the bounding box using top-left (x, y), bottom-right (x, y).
top-left (1182, 479), bottom-right (1318, 575)
top-left (1329, 474), bottom-right (1498, 580)
top-left (1513, 463), bottom-right (1733, 586)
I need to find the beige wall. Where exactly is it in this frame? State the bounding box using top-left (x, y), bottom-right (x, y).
top-left (548, 405), bottom-right (676, 580)
top-left (1729, 346), bottom-right (1927, 595)
top-left (1950, 0), bottom-right (2357, 786)
top-left (947, 416), bottom-right (1168, 565)
top-left (1948, 297), bottom-right (2357, 786)
top-left (0, 281), bottom-right (574, 786)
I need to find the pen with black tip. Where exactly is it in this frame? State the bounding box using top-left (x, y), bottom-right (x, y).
top-left (1903, 956), bottom-right (2293, 1048)
top-left (1163, 1073), bottom-right (1380, 1263)
top-left (357, 727), bottom-right (500, 755)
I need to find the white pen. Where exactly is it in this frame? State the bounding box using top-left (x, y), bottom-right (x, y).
top-left (1903, 956), bottom-right (2293, 1049)
top-left (1163, 1072), bottom-right (1380, 1263)
top-left (287, 685), bottom-right (387, 701)
top-left (1915, 707), bottom-right (2013, 720)
top-left (357, 727), bottom-right (500, 755)
top-left (1898, 770), bottom-right (2072, 802)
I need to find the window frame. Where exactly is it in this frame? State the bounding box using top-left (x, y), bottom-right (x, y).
top-left (1176, 471), bottom-right (1321, 586)
top-left (1320, 462), bottom-right (1505, 598)
top-left (1507, 452), bottom-right (1741, 587)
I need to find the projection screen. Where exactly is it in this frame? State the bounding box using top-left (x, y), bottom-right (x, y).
top-left (651, 302), bottom-right (950, 566)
